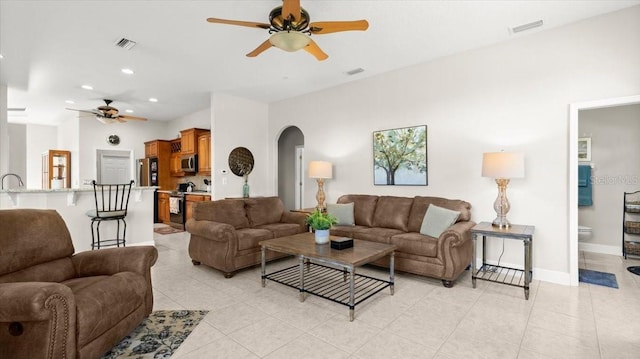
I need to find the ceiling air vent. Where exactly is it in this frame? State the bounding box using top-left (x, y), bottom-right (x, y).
top-left (510, 20), bottom-right (544, 34)
top-left (346, 68), bottom-right (364, 76)
top-left (114, 38), bottom-right (137, 50)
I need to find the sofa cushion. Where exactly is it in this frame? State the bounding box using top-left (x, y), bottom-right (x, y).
top-left (65, 272), bottom-right (147, 346)
top-left (390, 232), bottom-right (438, 258)
top-left (236, 228), bottom-right (274, 251)
top-left (256, 223), bottom-right (303, 238)
top-left (245, 197), bottom-right (285, 227)
top-left (420, 204), bottom-right (460, 238)
top-left (408, 197), bottom-right (471, 233)
top-left (372, 196), bottom-right (413, 231)
top-left (327, 203), bottom-right (355, 226)
top-left (193, 199), bottom-right (249, 229)
top-left (331, 225), bottom-right (369, 238)
top-left (337, 195), bottom-right (378, 227)
top-left (352, 227), bottom-right (404, 244)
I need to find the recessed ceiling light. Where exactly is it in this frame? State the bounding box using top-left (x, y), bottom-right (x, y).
top-left (125, 109), bottom-right (134, 113)
top-left (121, 68), bottom-right (134, 75)
top-left (65, 100), bottom-right (75, 104)
top-left (0, 54), bottom-right (3, 59)
top-left (149, 98), bottom-right (158, 103)
top-left (81, 85), bottom-right (93, 90)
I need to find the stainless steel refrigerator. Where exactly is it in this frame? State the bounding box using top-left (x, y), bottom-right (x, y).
top-left (137, 158), bottom-right (159, 222)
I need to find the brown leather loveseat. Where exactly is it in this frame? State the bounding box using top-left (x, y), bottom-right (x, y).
top-left (186, 197), bottom-right (307, 278)
top-left (329, 195), bottom-right (475, 287)
top-left (0, 209), bottom-right (158, 359)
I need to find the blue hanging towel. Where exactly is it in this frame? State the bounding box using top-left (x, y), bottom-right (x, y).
top-left (578, 165), bottom-right (592, 206)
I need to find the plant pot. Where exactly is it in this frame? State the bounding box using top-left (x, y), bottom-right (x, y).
top-left (314, 229), bottom-right (330, 244)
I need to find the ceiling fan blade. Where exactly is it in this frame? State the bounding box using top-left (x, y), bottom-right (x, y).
top-left (66, 108), bottom-right (100, 115)
top-left (246, 40), bottom-right (274, 57)
top-left (304, 39), bottom-right (328, 61)
top-left (116, 118), bottom-right (127, 123)
top-left (309, 20), bottom-right (369, 34)
top-left (119, 115), bottom-right (148, 121)
top-left (206, 17), bottom-right (271, 30)
top-left (282, 0), bottom-right (301, 21)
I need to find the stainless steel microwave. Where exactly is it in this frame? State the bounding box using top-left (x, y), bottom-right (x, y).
top-left (180, 154), bottom-right (197, 172)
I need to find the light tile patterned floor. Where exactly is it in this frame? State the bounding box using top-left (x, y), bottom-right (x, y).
top-left (151, 226), bottom-right (640, 359)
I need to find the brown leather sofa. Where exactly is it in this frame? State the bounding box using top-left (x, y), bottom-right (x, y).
top-left (330, 195), bottom-right (475, 287)
top-left (186, 197), bottom-right (307, 278)
top-left (0, 209), bottom-right (158, 359)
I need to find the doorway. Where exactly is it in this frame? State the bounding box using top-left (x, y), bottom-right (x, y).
top-left (96, 149), bottom-right (134, 184)
top-left (277, 126), bottom-right (305, 210)
top-left (568, 94), bottom-right (640, 286)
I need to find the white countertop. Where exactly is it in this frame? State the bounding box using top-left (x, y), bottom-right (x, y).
top-left (0, 186), bottom-right (158, 194)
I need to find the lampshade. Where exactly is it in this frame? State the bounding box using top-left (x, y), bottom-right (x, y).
top-left (309, 161), bottom-right (333, 179)
top-left (269, 31), bottom-right (310, 52)
top-left (482, 152), bottom-right (525, 179)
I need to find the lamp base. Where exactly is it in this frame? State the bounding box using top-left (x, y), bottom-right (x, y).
top-left (492, 217), bottom-right (511, 229)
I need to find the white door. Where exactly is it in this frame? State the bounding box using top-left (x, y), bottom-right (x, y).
top-left (98, 150), bottom-right (132, 184)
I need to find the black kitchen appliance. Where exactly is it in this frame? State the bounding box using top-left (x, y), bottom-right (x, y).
top-left (169, 191), bottom-right (185, 229)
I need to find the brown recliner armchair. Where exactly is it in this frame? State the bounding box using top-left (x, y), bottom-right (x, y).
top-left (0, 209), bottom-right (158, 359)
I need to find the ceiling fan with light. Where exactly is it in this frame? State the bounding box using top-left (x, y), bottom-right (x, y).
top-left (66, 99), bottom-right (148, 124)
top-left (206, 0), bottom-right (369, 61)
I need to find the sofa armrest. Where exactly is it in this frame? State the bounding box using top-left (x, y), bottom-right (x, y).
top-left (0, 282), bottom-right (76, 359)
top-left (439, 221), bottom-right (476, 247)
top-left (71, 246), bottom-right (158, 277)
top-left (0, 282), bottom-right (75, 321)
top-left (281, 211), bottom-right (308, 232)
top-left (186, 218), bottom-right (237, 243)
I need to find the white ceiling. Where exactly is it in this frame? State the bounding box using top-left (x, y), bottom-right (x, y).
top-left (2, 0), bottom-right (639, 125)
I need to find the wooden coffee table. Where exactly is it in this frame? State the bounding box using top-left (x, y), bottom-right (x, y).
top-left (260, 232), bottom-right (396, 321)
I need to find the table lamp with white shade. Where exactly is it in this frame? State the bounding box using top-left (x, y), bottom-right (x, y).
top-left (482, 152), bottom-right (525, 228)
top-left (309, 161), bottom-right (333, 212)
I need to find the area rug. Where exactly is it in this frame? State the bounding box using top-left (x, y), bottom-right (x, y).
top-left (627, 266), bottom-right (640, 276)
top-left (154, 227), bottom-right (184, 235)
top-left (101, 310), bottom-right (208, 359)
top-left (579, 268), bottom-right (619, 289)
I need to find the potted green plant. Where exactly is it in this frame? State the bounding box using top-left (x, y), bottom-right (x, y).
top-left (306, 209), bottom-right (338, 244)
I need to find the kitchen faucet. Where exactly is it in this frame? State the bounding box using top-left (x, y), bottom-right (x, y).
top-left (1, 173), bottom-right (24, 189)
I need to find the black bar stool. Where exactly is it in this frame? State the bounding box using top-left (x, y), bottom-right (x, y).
top-left (86, 180), bottom-right (134, 250)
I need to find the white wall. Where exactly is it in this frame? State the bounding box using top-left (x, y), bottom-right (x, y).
top-left (268, 6), bottom-right (640, 284)
top-left (6, 123), bottom-right (26, 188)
top-left (211, 93), bottom-right (269, 200)
top-left (0, 85), bottom-right (8, 177)
top-left (26, 124), bottom-right (57, 188)
top-left (578, 104), bottom-right (640, 254)
top-left (164, 107), bottom-right (211, 140)
top-left (77, 116), bottom-right (167, 186)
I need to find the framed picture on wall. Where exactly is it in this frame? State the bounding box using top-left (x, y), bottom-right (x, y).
top-left (578, 137), bottom-right (591, 162)
top-left (373, 125), bottom-right (428, 185)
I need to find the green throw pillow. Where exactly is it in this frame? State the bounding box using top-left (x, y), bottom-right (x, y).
top-left (420, 204), bottom-right (460, 237)
top-left (327, 203), bottom-right (355, 226)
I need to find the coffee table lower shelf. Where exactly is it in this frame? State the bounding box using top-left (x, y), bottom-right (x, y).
top-left (263, 262), bottom-right (392, 318)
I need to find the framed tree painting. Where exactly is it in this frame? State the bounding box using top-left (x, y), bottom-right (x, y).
top-left (373, 125), bottom-right (427, 185)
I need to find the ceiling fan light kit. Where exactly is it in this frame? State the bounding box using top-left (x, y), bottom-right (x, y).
top-left (206, 0), bottom-right (368, 61)
top-left (269, 31), bottom-right (310, 52)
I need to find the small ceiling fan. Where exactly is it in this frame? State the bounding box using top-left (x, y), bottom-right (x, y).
top-left (206, 0), bottom-right (369, 61)
top-left (66, 99), bottom-right (148, 124)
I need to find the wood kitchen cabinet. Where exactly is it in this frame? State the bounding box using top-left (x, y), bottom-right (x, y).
top-left (144, 140), bottom-right (171, 189)
top-left (42, 150), bottom-right (71, 189)
top-left (180, 128), bottom-right (209, 155)
top-left (158, 192), bottom-right (170, 224)
top-left (170, 139), bottom-right (184, 177)
top-left (185, 194), bottom-right (211, 222)
top-left (197, 132), bottom-right (211, 175)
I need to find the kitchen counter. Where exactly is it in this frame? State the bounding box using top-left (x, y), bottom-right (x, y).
top-left (0, 186), bottom-right (157, 252)
top-left (158, 190), bottom-right (211, 196)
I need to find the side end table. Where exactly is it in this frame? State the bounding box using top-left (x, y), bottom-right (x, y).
top-left (470, 222), bottom-right (535, 299)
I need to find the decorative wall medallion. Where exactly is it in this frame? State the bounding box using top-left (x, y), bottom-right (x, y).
top-left (107, 134), bottom-right (120, 145)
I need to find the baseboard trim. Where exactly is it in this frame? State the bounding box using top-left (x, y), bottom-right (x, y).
top-left (578, 242), bottom-right (620, 256)
top-left (475, 259), bottom-right (572, 286)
